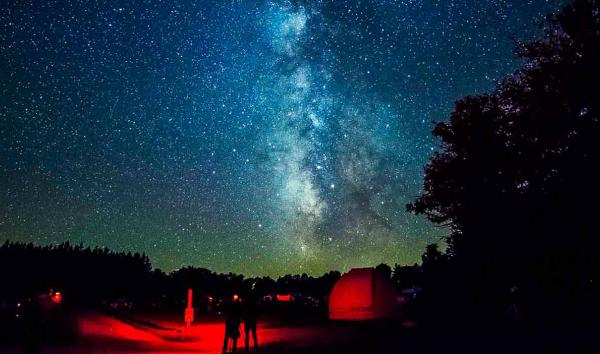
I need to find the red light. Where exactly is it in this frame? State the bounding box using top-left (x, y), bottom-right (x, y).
top-left (276, 294), bottom-right (292, 302)
top-left (51, 291), bottom-right (62, 304)
top-left (185, 288), bottom-right (194, 327)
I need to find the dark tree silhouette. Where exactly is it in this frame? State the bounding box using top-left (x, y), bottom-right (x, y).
top-left (391, 263), bottom-right (421, 290)
top-left (421, 244), bottom-right (445, 268)
top-left (375, 263), bottom-right (392, 279)
top-left (409, 0), bottom-right (600, 323)
top-left (0, 241), bottom-right (152, 305)
top-left (0, 240), bottom-right (341, 315)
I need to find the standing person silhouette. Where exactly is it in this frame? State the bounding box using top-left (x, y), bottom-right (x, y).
top-left (222, 294), bottom-right (242, 353)
top-left (243, 292), bottom-right (258, 352)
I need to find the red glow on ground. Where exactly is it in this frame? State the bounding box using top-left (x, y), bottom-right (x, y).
top-left (75, 312), bottom-right (288, 353)
top-left (14, 310), bottom-right (414, 354)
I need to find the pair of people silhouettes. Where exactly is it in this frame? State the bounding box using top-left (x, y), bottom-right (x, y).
top-left (222, 293), bottom-right (258, 353)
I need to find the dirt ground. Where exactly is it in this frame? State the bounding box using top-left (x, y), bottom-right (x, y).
top-left (2, 310), bottom-right (599, 354)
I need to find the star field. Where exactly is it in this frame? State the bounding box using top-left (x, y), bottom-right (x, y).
top-left (0, 0), bottom-right (567, 276)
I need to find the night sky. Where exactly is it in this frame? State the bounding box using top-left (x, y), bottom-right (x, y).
top-left (1, 0), bottom-right (567, 276)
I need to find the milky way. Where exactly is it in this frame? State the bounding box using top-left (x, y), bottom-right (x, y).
top-left (0, 0), bottom-right (567, 276)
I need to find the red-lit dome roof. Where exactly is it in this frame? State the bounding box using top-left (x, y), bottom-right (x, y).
top-left (328, 268), bottom-right (400, 320)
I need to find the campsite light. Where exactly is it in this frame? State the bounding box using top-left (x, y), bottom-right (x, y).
top-left (232, 294), bottom-right (239, 302)
top-left (276, 294), bottom-right (293, 302)
top-left (51, 291), bottom-right (62, 304)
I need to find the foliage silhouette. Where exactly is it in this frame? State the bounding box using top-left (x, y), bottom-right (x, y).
top-left (409, 0), bottom-right (600, 326)
top-left (0, 240), bottom-right (340, 311)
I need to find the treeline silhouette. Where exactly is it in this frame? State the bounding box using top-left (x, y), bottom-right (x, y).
top-left (0, 241), bottom-right (152, 305)
top-left (0, 240), bottom-right (345, 310)
top-left (409, 0), bottom-right (600, 329)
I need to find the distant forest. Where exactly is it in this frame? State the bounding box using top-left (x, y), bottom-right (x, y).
top-left (0, 240), bottom-right (421, 308)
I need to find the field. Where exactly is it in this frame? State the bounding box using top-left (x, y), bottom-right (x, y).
top-left (2, 308), bottom-right (598, 354)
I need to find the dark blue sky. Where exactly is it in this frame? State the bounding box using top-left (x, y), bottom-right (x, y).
top-left (0, 0), bottom-right (567, 276)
